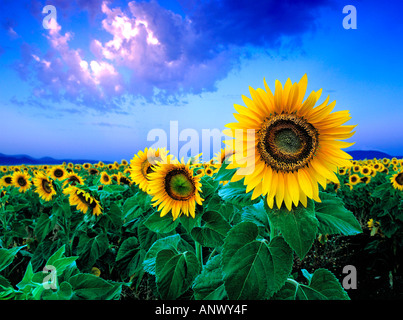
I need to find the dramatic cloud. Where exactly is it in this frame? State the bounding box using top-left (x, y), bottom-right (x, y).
top-left (15, 0), bottom-right (331, 111)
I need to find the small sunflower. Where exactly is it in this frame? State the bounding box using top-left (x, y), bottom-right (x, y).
top-left (63, 173), bottom-right (85, 186)
top-left (12, 171), bottom-right (31, 193)
top-left (83, 163), bottom-right (91, 170)
top-left (224, 75), bottom-right (355, 210)
top-left (100, 172), bottom-right (112, 185)
top-left (49, 166), bottom-right (67, 181)
top-left (63, 186), bottom-right (102, 216)
top-left (390, 171), bottom-right (403, 191)
top-left (373, 163), bottom-right (384, 172)
top-left (130, 147), bottom-right (168, 192)
top-left (360, 166), bottom-right (371, 176)
top-left (89, 168), bottom-right (99, 175)
top-left (33, 172), bottom-right (56, 201)
top-left (349, 174), bottom-right (360, 185)
top-left (204, 167), bottom-right (214, 177)
top-left (360, 176), bottom-right (371, 184)
top-left (338, 167), bottom-right (347, 175)
top-left (1, 175), bottom-right (13, 187)
top-left (148, 156), bottom-right (203, 220)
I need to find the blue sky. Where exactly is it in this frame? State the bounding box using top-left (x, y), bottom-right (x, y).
top-left (1, 0), bottom-right (402, 162)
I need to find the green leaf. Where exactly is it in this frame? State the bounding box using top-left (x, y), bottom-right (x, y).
top-left (213, 160), bottom-right (236, 182)
top-left (16, 262), bottom-right (35, 289)
top-left (34, 213), bottom-right (57, 242)
top-left (42, 281), bottom-right (74, 300)
top-left (221, 222), bottom-right (293, 299)
top-left (155, 249), bottom-right (201, 300)
top-left (315, 192), bottom-right (362, 236)
top-left (144, 210), bottom-right (180, 233)
top-left (308, 269), bottom-right (350, 299)
top-left (193, 254), bottom-right (227, 300)
top-left (77, 233), bottom-right (109, 271)
top-left (266, 200), bottom-right (318, 259)
top-left (106, 202), bottom-right (122, 229)
top-left (218, 180), bottom-right (261, 206)
top-left (275, 269), bottom-right (350, 300)
top-left (143, 234), bottom-right (181, 275)
top-left (68, 273), bottom-right (124, 300)
top-left (241, 200), bottom-right (269, 228)
top-left (115, 237), bottom-right (144, 280)
top-left (191, 210), bottom-right (231, 247)
top-left (0, 246), bottom-right (25, 272)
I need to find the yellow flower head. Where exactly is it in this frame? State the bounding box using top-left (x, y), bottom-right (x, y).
top-left (148, 156), bottom-right (204, 220)
top-left (224, 75), bottom-right (355, 210)
top-left (63, 186), bottom-right (102, 216)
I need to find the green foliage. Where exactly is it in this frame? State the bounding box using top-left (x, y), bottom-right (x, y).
top-left (0, 161), bottom-right (372, 301)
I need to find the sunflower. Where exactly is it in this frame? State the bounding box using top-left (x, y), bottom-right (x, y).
top-left (63, 186), bottom-right (102, 216)
top-left (33, 172), bottom-right (56, 201)
top-left (100, 172), bottom-right (112, 185)
top-left (338, 167), bottom-right (347, 175)
top-left (224, 75), bottom-right (355, 210)
top-left (83, 163), bottom-right (91, 170)
top-left (148, 156), bottom-right (203, 220)
top-left (117, 172), bottom-right (132, 186)
top-left (352, 165), bottom-right (361, 172)
top-left (204, 166), bottom-right (214, 177)
top-left (373, 163), bottom-right (384, 172)
top-left (130, 147), bottom-right (168, 192)
top-left (121, 159), bottom-right (128, 166)
top-left (360, 166), bottom-right (371, 176)
top-left (390, 171), bottom-right (403, 191)
top-left (88, 168), bottom-right (99, 175)
top-left (49, 166), bottom-right (67, 180)
top-left (360, 176), bottom-right (371, 184)
top-left (1, 175), bottom-right (13, 187)
top-left (63, 173), bottom-right (85, 186)
top-left (349, 174), bottom-right (360, 185)
top-left (1, 166), bottom-right (8, 173)
top-left (12, 171), bottom-right (31, 193)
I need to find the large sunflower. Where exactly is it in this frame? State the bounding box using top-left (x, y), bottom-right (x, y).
top-left (130, 147), bottom-right (168, 192)
top-left (63, 186), bottom-right (102, 216)
top-left (148, 156), bottom-right (203, 220)
top-left (33, 172), bottom-right (56, 201)
top-left (224, 75), bottom-right (355, 210)
top-left (12, 171), bottom-right (31, 193)
top-left (390, 171), bottom-right (403, 191)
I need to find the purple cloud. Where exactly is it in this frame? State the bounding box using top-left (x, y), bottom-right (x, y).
top-left (15, 0), bottom-right (331, 111)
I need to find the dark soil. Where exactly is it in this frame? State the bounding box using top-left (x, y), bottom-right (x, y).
top-left (293, 230), bottom-right (403, 300)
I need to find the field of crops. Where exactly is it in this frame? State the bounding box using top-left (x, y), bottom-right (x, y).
top-left (1, 77), bottom-right (403, 302)
top-left (0, 154), bottom-right (402, 300)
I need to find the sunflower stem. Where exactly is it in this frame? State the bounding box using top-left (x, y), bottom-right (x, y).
top-left (196, 242), bottom-right (203, 267)
top-left (195, 219), bottom-right (203, 266)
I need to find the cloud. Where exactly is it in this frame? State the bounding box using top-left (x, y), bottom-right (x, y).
top-left (15, 0), bottom-right (331, 111)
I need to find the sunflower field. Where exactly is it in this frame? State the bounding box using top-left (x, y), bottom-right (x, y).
top-left (1, 77), bottom-right (403, 301)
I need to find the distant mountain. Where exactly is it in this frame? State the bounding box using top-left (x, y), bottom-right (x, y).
top-left (349, 150), bottom-right (402, 160)
top-left (0, 150), bottom-right (401, 166)
top-left (0, 153), bottom-right (110, 166)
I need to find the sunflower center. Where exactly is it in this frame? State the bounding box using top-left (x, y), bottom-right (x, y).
top-left (41, 179), bottom-right (53, 193)
top-left (396, 173), bottom-right (403, 186)
top-left (165, 170), bottom-right (195, 201)
top-left (258, 114), bottom-right (319, 172)
top-left (17, 177), bottom-right (27, 187)
top-left (5, 177), bottom-right (12, 184)
top-left (54, 169), bottom-right (64, 178)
